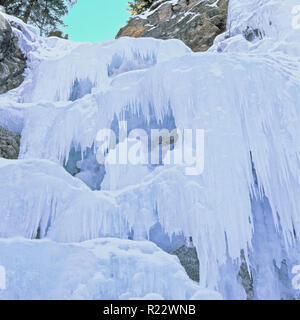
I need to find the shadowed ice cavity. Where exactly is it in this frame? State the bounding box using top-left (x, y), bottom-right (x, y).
top-left (219, 154), bottom-right (300, 300)
top-left (69, 78), bottom-right (94, 101)
top-left (64, 146), bottom-right (105, 191)
top-left (110, 103), bottom-right (176, 168)
top-left (246, 183), bottom-right (298, 299)
top-left (246, 154), bottom-right (300, 300)
top-left (63, 105), bottom-right (200, 282)
top-left (107, 52), bottom-right (157, 77)
top-left (63, 104), bottom-right (176, 190)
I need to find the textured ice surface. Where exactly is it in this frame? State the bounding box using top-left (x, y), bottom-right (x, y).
top-left (1, 0), bottom-right (300, 299)
top-left (0, 238), bottom-right (220, 300)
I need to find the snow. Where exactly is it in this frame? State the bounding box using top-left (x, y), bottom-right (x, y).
top-left (0, 0), bottom-right (300, 299)
top-left (0, 238), bottom-right (217, 300)
top-left (0, 159), bottom-right (123, 241)
top-left (134, 0), bottom-right (180, 20)
top-left (211, 0), bottom-right (300, 58)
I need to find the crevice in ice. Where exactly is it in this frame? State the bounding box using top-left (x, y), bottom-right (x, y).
top-left (149, 222), bottom-right (185, 252)
top-left (148, 206), bottom-right (199, 283)
top-left (107, 51), bottom-right (157, 77)
top-left (148, 221), bottom-right (200, 283)
top-left (238, 249), bottom-right (254, 300)
top-left (117, 103), bottom-right (176, 168)
top-left (64, 146), bottom-right (82, 176)
top-left (273, 258), bottom-right (295, 300)
top-left (69, 78), bottom-right (94, 101)
top-left (62, 101), bottom-right (176, 191)
top-left (243, 26), bottom-right (263, 42)
top-left (64, 145), bottom-right (106, 191)
top-left (35, 227), bottom-right (41, 240)
top-left (240, 153), bottom-right (300, 299)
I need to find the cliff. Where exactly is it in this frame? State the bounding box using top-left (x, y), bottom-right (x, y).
top-left (116, 0), bottom-right (228, 52)
top-left (0, 13), bottom-right (26, 94)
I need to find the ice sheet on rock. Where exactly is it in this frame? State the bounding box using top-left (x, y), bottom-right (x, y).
top-left (1, 13), bottom-right (191, 104)
top-left (0, 155), bottom-right (248, 289)
top-left (0, 238), bottom-right (222, 300)
top-left (1, 49), bottom-right (300, 291)
top-left (211, 0), bottom-right (300, 58)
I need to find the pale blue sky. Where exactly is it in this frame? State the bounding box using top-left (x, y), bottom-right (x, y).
top-left (63, 0), bottom-right (130, 42)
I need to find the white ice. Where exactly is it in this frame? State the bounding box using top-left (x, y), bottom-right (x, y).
top-left (1, 0), bottom-right (300, 299)
top-left (0, 237), bottom-right (221, 300)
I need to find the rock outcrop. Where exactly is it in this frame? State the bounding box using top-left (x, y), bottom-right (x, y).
top-left (116, 0), bottom-right (228, 52)
top-left (0, 13), bottom-right (26, 94)
top-left (0, 126), bottom-right (20, 159)
top-left (171, 237), bottom-right (200, 282)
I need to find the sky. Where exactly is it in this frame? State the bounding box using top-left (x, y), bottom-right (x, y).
top-left (63, 0), bottom-right (131, 42)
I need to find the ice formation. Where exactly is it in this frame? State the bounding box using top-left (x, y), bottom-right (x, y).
top-left (0, 0), bottom-right (300, 299)
top-left (0, 237), bottom-right (223, 300)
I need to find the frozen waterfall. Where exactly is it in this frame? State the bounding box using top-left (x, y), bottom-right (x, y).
top-left (1, 0), bottom-right (300, 299)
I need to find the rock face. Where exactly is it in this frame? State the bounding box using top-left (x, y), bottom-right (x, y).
top-left (116, 0), bottom-right (228, 52)
top-left (0, 126), bottom-right (20, 159)
top-left (171, 238), bottom-right (200, 282)
top-left (0, 13), bottom-right (26, 94)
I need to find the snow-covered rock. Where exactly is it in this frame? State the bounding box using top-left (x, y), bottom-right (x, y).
top-left (0, 13), bottom-right (26, 94)
top-left (0, 126), bottom-right (20, 159)
top-left (116, 0), bottom-right (229, 52)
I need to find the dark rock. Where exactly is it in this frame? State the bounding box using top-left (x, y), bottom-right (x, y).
top-left (243, 26), bottom-right (263, 42)
top-left (0, 13), bottom-right (26, 94)
top-left (116, 0), bottom-right (229, 52)
top-left (238, 250), bottom-right (254, 300)
top-left (171, 237), bottom-right (200, 282)
top-left (0, 126), bottom-right (21, 159)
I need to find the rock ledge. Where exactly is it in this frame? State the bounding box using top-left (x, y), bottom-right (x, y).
top-left (117, 0), bottom-right (228, 52)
